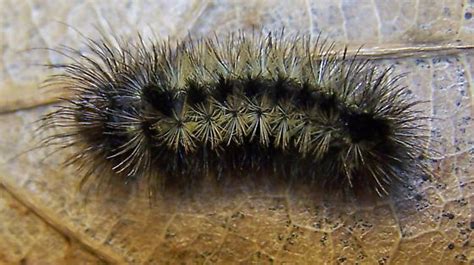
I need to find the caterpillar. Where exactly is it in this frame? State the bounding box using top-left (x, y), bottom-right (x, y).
top-left (40, 31), bottom-right (430, 198)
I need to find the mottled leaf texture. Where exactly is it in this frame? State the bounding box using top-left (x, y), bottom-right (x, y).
top-left (0, 0), bottom-right (473, 264)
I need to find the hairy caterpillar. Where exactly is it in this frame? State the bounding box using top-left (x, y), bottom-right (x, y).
top-left (40, 31), bottom-right (430, 198)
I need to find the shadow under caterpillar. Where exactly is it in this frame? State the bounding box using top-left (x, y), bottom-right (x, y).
top-left (39, 31), bottom-right (431, 199)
